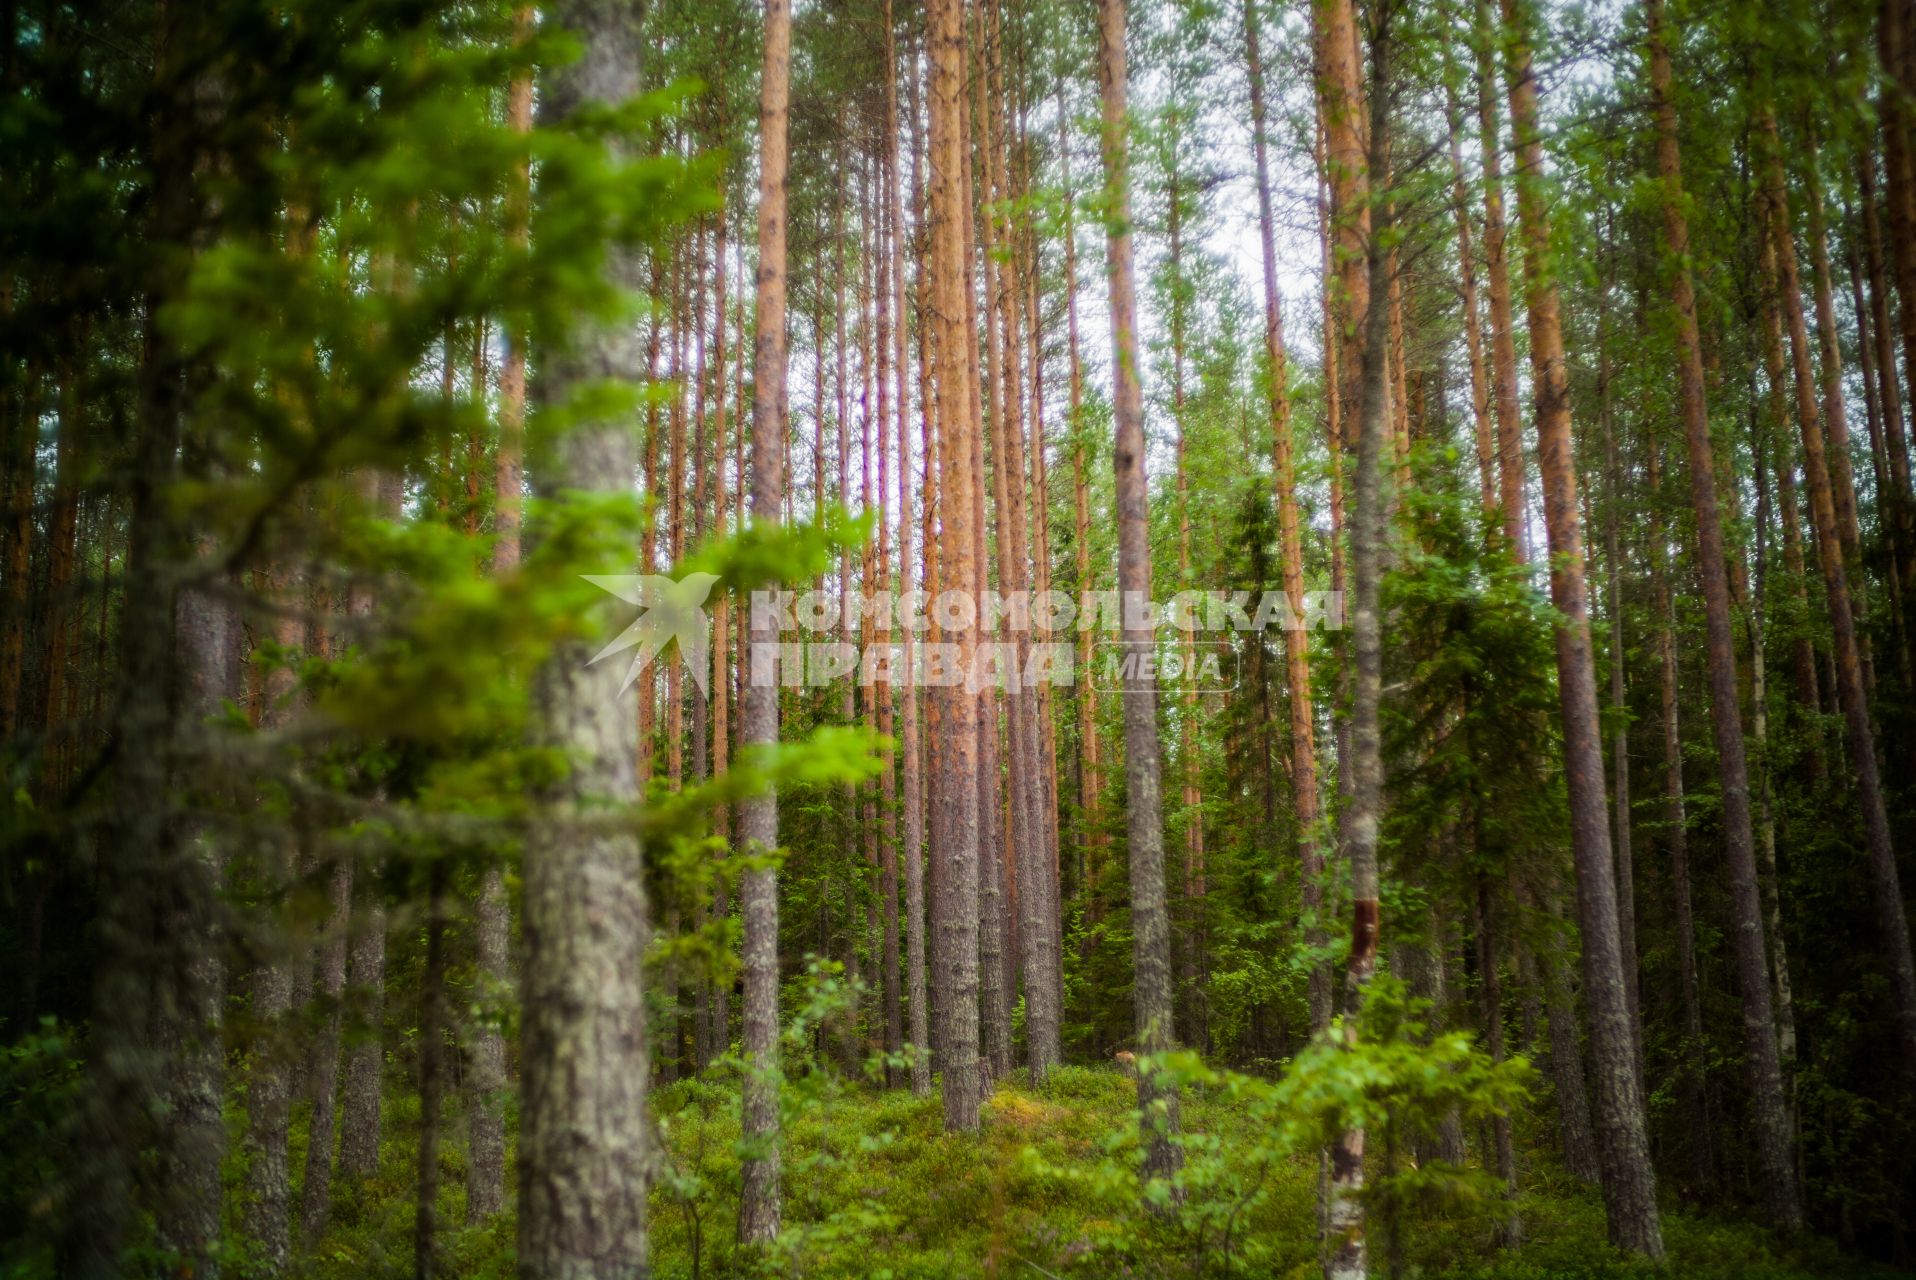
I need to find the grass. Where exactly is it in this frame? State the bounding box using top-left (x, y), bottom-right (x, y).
top-left (286, 1062), bottom-right (1909, 1280)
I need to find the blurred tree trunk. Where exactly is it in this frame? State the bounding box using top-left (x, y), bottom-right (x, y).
top-left (466, 20), bottom-right (528, 1222)
top-left (517, 2), bottom-right (652, 1272)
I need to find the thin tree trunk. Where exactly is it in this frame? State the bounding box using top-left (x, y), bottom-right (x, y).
top-left (899, 26), bottom-right (932, 1099)
top-left (876, 56), bottom-right (907, 1084)
top-left (954, 32), bottom-right (1008, 1090)
top-left (39, 355), bottom-right (81, 792)
top-left (1758, 104), bottom-right (1916, 1081)
top-left (1476, 0), bottom-right (1526, 561)
top-left (1597, 316), bottom-right (1642, 1061)
top-left (1325, 22), bottom-right (1396, 1272)
top-left (1802, 138), bottom-right (1870, 693)
top-left (1850, 242), bottom-right (1914, 688)
top-left (1541, 929), bottom-right (1600, 1183)
top-left (242, 586), bottom-right (304, 1278)
top-left (1756, 225), bottom-right (1826, 771)
top-left (1879, 0), bottom-right (1916, 567)
top-left (663, 240), bottom-right (691, 1086)
top-left (1166, 137), bottom-right (1209, 1055)
top-left (0, 364), bottom-right (30, 743)
top-left (1499, 0), bottom-right (1663, 1255)
top-left (1473, 881), bottom-right (1520, 1244)
top-left (1644, 2), bottom-right (1802, 1223)
top-left (1650, 443), bottom-right (1714, 1193)
top-left (986, 6), bottom-right (1061, 1077)
top-left (1860, 152), bottom-right (1916, 596)
top-left (738, 0), bottom-right (793, 1239)
top-left (465, 22), bottom-right (529, 1214)
top-left (1748, 403), bottom-right (1801, 1112)
top-left (339, 861), bottom-right (386, 1183)
top-left (1096, 0), bottom-right (1181, 1186)
top-left (1246, 0), bottom-right (1328, 1038)
top-left (1058, 81), bottom-right (1105, 928)
top-left (1443, 75), bottom-right (1496, 517)
top-left (415, 864), bottom-right (447, 1280)
top-left (297, 849), bottom-right (351, 1244)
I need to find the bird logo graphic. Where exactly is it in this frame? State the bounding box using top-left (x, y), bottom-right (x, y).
top-left (582, 573), bottom-right (721, 695)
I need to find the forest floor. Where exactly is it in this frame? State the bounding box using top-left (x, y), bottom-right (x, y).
top-left (302, 1065), bottom-right (1907, 1280)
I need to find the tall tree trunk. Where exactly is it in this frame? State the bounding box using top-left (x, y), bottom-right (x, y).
top-left (77, 141), bottom-right (173, 1273)
top-left (708, 200), bottom-right (735, 1070)
top-left (415, 865), bottom-right (447, 1280)
top-left (0, 366), bottom-right (30, 744)
top-left (1756, 225), bottom-right (1826, 772)
top-left (1443, 75), bottom-right (1497, 517)
top-left (897, 24), bottom-right (932, 1098)
top-left (986, 6), bottom-right (1061, 1077)
top-left (517, 4), bottom-right (651, 1271)
top-left (1747, 404), bottom-right (1801, 1105)
top-left (152, 549), bottom-right (232, 1279)
top-left (1879, 0), bottom-right (1916, 540)
top-left (297, 850), bottom-right (352, 1244)
top-left (928, 0), bottom-right (983, 1132)
top-left (1650, 447), bottom-right (1714, 1193)
top-left (1165, 138), bottom-right (1210, 1055)
top-left (1058, 80), bottom-right (1105, 926)
top-left (1325, 22), bottom-right (1396, 1273)
top-left (1499, 0), bottom-right (1663, 1256)
top-left (876, 53), bottom-right (907, 1084)
top-left (1801, 138), bottom-right (1873, 694)
top-left (1860, 152), bottom-right (1916, 597)
top-left (1096, 0), bottom-right (1181, 1186)
top-left (738, 0), bottom-right (793, 1241)
top-left (465, 19), bottom-right (529, 1215)
top-left (1850, 242), bottom-right (1914, 688)
top-left (1540, 926), bottom-right (1600, 1183)
top-left (1758, 105), bottom-right (1916, 1082)
top-left (1644, 2), bottom-right (1801, 1223)
top-left (1476, 0), bottom-right (1526, 561)
top-left (1246, 0), bottom-right (1328, 1037)
top-left (242, 586), bottom-right (304, 1278)
top-left (959, 36), bottom-right (1010, 1089)
top-left (39, 355), bottom-right (81, 793)
top-left (339, 865), bottom-right (386, 1184)
top-left (663, 240), bottom-right (692, 1086)
top-left (1474, 881), bottom-right (1520, 1244)
top-left (1597, 320), bottom-right (1642, 1061)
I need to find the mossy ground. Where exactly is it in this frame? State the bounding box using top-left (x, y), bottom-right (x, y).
top-left (290, 1064), bottom-right (1906, 1279)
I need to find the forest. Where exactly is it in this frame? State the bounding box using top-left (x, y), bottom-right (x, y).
top-left (4, 0), bottom-right (1916, 1274)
